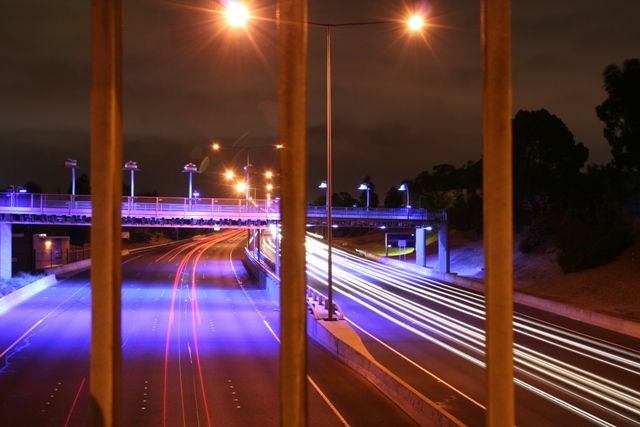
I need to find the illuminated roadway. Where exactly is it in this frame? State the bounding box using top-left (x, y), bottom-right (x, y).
top-left (294, 235), bottom-right (640, 426)
top-left (0, 230), bottom-right (418, 426)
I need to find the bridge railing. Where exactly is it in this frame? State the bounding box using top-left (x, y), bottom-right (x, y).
top-left (1, 192), bottom-right (444, 222)
top-left (306, 205), bottom-right (443, 221)
top-left (0, 193), bottom-right (280, 218)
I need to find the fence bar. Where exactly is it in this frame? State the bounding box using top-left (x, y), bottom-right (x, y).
top-left (90, 0), bottom-right (123, 425)
top-left (277, 0), bottom-right (308, 425)
top-left (481, 0), bottom-right (514, 426)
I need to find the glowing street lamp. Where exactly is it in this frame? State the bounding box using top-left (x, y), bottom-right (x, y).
top-left (408, 15), bottom-right (425, 31)
top-left (225, 2), bottom-right (249, 27)
top-left (212, 143), bottom-right (281, 201)
top-left (398, 183), bottom-right (411, 208)
top-left (123, 160), bottom-right (141, 198)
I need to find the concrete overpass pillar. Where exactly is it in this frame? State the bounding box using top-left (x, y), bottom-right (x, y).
top-left (254, 228), bottom-right (260, 258)
top-left (0, 222), bottom-right (11, 280)
top-left (438, 220), bottom-right (450, 274)
top-left (414, 227), bottom-right (427, 268)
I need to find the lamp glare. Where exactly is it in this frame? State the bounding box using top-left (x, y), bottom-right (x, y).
top-left (408, 15), bottom-right (424, 31)
top-left (226, 2), bottom-right (248, 27)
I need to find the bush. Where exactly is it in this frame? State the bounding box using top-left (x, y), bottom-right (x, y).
top-left (554, 223), bottom-right (634, 273)
top-left (0, 272), bottom-right (46, 297)
top-left (518, 234), bottom-right (542, 253)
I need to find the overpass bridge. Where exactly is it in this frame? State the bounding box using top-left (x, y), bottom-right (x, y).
top-left (1, 192), bottom-right (443, 228)
top-left (1, 192), bottom-right (449, 278)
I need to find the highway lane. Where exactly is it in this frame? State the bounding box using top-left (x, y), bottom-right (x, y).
top-left (0, 230), bottom-right (419, 426)
top-left (300, 234), bottom-right (640, 427)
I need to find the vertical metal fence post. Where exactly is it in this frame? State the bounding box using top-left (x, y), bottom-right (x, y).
top-left (277, 0), bottom-right (308, 425)
top-left (481, 0), bottom-right (515, 425)
top-left (90, 0), bottom-right (123, 425)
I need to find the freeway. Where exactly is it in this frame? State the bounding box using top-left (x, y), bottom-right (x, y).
top-left (295, 235), bottom-right (640, 427)
top-left (0, 230), bottom-right (418, 426)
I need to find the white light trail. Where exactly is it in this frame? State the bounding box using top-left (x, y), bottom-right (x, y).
top-left (304, 234), bottom-right (640, 425)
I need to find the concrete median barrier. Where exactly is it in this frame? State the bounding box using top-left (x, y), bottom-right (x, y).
top-left (0, 274), bottom-right (58, 316)
top-left (308, 316), bottom-right (465, 427)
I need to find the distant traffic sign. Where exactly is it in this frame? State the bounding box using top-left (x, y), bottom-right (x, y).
top-left (385, 233), bottom-right (416, 248)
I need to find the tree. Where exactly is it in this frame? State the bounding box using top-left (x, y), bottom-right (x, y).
top-left (596, 58), bottom-right (640, 176)
top-left (22, 181), bottom-right (43, 194)
top-left (69, 173), bottom-right (91, 195)
top-left (384, 186), bottom-right (403, 208)
top-left (309, 195), bottom-right (326, 207)
top-left (512, 109), bottom-right (589, 221)
top-left (333, 191), bottom-right (358, 207)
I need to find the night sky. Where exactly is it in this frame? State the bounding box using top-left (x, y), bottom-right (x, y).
top-left (1, 1), bottom-right (639, 201)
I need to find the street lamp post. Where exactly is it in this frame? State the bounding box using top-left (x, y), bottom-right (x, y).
top-left (309, 19), bottom-right (423, 319)
top-left (399, 183), bottom-right (411, 208)
top-left (63, 158), bottom-right (79, 196)
top-left (182, 163), bottom-right (200, 198)
top-left (358, 182), bottom-right (370, 209)
top-left (123, 160), bottom-right (140, 198)
top-left (243, 149), bottom-right (252, 201)
top-left (318, 180), bottom-right (328, 206)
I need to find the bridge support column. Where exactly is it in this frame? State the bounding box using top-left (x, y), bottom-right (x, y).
top-left (438, 221), bottom-right (450, 274)
top-left (415, 228), bottom-right (427, 268)
top-left (254, 229), bottom-right (260, 258)
top-left (0, 222), bottom-right (11, 280)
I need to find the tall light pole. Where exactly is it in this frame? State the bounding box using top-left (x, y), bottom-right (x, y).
top-left (123, 160), bottom-right (140, 197)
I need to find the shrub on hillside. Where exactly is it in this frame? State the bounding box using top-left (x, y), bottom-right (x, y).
top-left (554, 224), bottom-right (634, 273)
top-left (0, 272), bottom-right (46, 297)
top-left (518, 233), bottom-right (543, 253)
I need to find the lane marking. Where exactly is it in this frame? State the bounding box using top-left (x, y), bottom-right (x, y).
top-left (347, 317), bottom-right (485, 409)
top-left (1, 282), bottom-right (90, 361)
top-left (64, 377), bottom-right (86, 427)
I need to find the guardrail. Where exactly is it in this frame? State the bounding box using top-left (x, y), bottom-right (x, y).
top-left (306, 285), bottom-right (344, 320)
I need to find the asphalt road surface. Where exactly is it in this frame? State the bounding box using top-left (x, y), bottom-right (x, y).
top-left (0, 230), bottom-right (419, 426)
